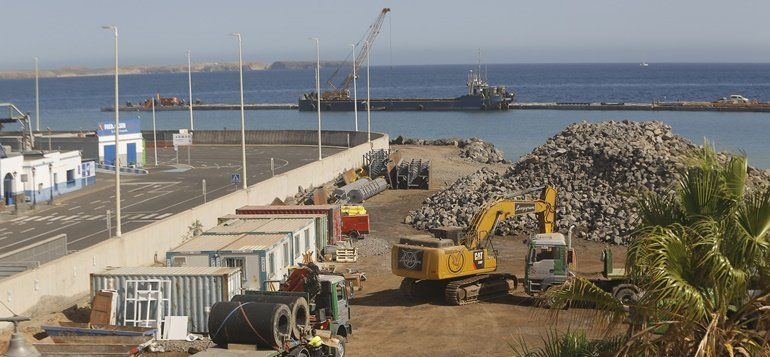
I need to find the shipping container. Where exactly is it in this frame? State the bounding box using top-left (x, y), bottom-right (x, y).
top-left (236, 205), bottom-right (341, 244)
top-left (90, 266), bottom-right (242, 333)
top-left (218, 214), bottom-right (329, 250)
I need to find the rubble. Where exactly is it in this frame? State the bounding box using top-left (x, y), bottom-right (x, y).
top-left (406, 121), bottom-right (770, 244)
top-left (391, 136), bottom-right (506, 164)
top-left (350, 237), bottom-right (390, 258)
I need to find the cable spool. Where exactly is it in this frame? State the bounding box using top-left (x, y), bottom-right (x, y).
top-left (232, 294), bottom-right (310, 339)
top-left (208, 301), bottom-right (291, 348)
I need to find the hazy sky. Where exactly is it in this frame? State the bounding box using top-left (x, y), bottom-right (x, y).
top-left (3, 0), bottom-right (770, 70)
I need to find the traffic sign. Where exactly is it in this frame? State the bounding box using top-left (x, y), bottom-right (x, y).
top-left (173, 133), bottom-right (193, 146)
top-left (231, 174), bottom-right (241, 184)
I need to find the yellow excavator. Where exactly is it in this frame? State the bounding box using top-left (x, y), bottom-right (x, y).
top-left (391, 186), bottom-right (557, 305)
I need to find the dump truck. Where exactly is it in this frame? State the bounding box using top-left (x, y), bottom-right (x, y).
top-left (523, 226), bottom-right (640, 304)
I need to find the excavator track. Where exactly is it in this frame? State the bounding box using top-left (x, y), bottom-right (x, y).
top-left (445, 274), bottom-right (517, 305)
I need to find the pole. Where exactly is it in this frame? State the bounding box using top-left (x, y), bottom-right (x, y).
top-left (103, 25), bottom-right (122, 237)
top-left (187, 145), bottom-right (191, 165)
top-left (202, 179), bottom-right (207, 203)
top-left (151, 99), bottom-right (158, 166)
top-left (270, 157), bottom-right (274, 176)
top-left (187, 50), bottom-right (194, 131)
top-left (49, 163), bottom-right (53, 205)
top-left (351, 43), bottom-right (358, 131)
top-left (312, 38), bottom-right (322, 161)
top-left (47, 127), bottom-right (51, 151)
top-left (106, 209), bottom-right (112, 239)
top-left (232, 33), bottom-right (247, 189)
top-left (34, 57), bottom-right (40, 132)
top-left (366, 41), bottom-right (371, 143)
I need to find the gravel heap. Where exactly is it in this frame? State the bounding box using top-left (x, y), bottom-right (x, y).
top-left (406, 120), bottom-right (744, 244)
top-left (350, 236), bottom-right (391, 258)
top-left (391, 136), bottom-right (506, 164)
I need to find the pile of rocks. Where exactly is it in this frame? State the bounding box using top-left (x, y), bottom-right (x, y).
top-left (350, 236), bottom-right (391, 258)
top-left (391, 136), bottom-right (506, 164)
top-left (406, 120), bottom-right (768, 244)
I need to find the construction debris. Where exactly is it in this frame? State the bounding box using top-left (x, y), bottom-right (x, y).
top-left (407, 121), bottom-right (770, 244)
top-left (391, 136), bottom-right (506, 164)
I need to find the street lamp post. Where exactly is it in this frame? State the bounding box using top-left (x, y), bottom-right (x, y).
top-left (350, 43), bottom-right (358, 132)
top-left (187, 50), bottom-right (194, 131)
top-left (366, 41), bottom-right (371, 143)
top-left (230, 33), bottom-right (247, 189)
top-left (151, 98), bottom-right (158, 166)
top-left (48, 163), bottom-right (53, 205)
top-left (34, 57), bottom-right (40, 132)
top-left (311, 37), bottom-right (322, 160)
top-left (31, 167), bottom-right (36, 207)
top-left (102, 25), bottom-right (121, 237)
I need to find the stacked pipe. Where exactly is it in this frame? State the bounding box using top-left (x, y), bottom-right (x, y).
top-left (333, 178), bottom-right (372, 202)
top-left (348, 177), bottom-right (388, 203)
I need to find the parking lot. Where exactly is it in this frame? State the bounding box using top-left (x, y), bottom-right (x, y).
top-left (0, 144), bottom-right (343, 253)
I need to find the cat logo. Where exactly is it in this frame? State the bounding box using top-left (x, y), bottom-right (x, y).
top-left (447, 251), bottom-right (465, 273)
top-left (473, 250), bottom-right (485, 269)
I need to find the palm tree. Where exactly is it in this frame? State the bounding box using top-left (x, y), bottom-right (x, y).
top-left (544, 144), bottom-right (770, 356)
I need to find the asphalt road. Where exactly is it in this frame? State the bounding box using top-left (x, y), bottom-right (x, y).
top-left (0, 145), bottom-right (343, 254)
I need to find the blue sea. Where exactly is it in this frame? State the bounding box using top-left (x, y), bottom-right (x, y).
top-left (0, 63), bottom-right (769, 167)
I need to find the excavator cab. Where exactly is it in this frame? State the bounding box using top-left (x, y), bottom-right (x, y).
top-left (524, 233), bottom-right (572, 295)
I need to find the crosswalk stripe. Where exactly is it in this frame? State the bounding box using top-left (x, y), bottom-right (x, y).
top-left (48, 216), bottom-right (63, 221)
top-left (126, 214), bottom-right (144, 219)
top-left (141, 213), bottom-right (158, 219)
top-left (86, 215), bottom-right (102, 221)
top-left (10, 216), bottom-right (32, 222)
top-left (155, 213), bottom-right (173, 220)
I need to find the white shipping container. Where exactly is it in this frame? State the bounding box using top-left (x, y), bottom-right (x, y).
top-left (90, 266), bottom-right (242, 333)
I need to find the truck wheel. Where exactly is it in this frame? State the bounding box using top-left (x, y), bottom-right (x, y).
top-left (612, 284), bottom-right (639, 305)
top-left (331, 334), bottom-right (346, 357)
top-left (287, 346), bottom-right (310, 357)
top-left (349, 230), bottom-right (361, 240)
top-left (400, 278), bottom-right (418, 300)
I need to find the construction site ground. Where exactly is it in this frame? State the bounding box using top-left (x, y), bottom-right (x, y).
top-left (345, 145), bottom-right (628, 356)
top-left (6, 145), bottom-right (628, 356)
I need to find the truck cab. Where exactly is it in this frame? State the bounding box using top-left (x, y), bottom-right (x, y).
top-left (316, 275), bottom-right (353, 339)
top-left (524, 233), bottom-right (572, 295)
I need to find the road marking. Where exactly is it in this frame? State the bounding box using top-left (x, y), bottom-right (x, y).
top-left (94, 205), bottom-right (105, 210)
top-left (86, 215), bottom-right (101, 221)
top-left (67, 205), bottom-right (82, 211)
top-left (155, 213), bottom-right (173, 219)
top-left (126, 214), bottom-right (144, 220)
top-left (10, 216), bottom-right (33, 222)
top-left (134, 193), bottom-right (144, 197)
top-left (61, 216), bottom-right (75, 222)
top-left (48, 216), bottom-right (64, 221)
top-left (0, 227), bottom-right (6, 232)
top-left (20, 228), bottom-right (34, 234)
top-left (141, 213), bottom-right (158, 219)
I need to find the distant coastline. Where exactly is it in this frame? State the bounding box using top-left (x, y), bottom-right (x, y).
top-left (0, 60), bottom-right (351, 80)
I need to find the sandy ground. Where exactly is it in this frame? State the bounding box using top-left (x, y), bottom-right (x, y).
top-left (344, 145), bottom-right (627, 356)
top-left (7, 144), bottom-right (628, 356)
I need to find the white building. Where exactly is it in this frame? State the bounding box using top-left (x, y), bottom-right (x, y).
top-left (0, 147), bottom-right (96, 207)
top-left (166, 217), bottom-right (317, 291)
top-left (96, 119), bottom-right (145, 167)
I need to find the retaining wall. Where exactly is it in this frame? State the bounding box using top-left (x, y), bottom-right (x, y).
top-left (145, 130), bottom-right (375, 148)
top-left (0, 132), bottom-right (388, 318)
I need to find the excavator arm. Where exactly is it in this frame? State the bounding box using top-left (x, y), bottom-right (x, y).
top-left (463, 186), bottom-right (557, 249)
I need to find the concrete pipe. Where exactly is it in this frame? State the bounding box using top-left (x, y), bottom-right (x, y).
top-left (232, 294), bottom-right (310, 339)
top-left (208, 301), bottom-right (291, 348)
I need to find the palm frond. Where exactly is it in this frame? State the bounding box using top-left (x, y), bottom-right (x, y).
top-left (736, 186), bottom-right (770, 241)
top-left (542, 277), bottom-right (627, 328)
top-left (723, 153), bottom-right (748, 200)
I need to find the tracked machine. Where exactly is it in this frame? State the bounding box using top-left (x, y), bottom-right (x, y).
top-left (392, 186), bottom-right (557, 305)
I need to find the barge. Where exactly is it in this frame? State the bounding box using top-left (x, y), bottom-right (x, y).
top-left (299, 70), bottom-right (515, 111)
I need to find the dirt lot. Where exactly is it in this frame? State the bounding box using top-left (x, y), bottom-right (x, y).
top-left (345, 145), bottom-right (627, 356)
top-left (7, 144), bottom-right (628, 356)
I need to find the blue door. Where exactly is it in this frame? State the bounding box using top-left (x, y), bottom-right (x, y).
top-left (104, 145), bottom-right (116, 165)
top-left (4, 173), bottom-right (13, 205)
top-left (126, 143), bottom-right (137, 166)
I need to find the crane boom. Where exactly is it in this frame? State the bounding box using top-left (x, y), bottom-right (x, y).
top-left (463, 186), bottom-right (557, 249)
top-left (324, 8), bottom-right (390, 98)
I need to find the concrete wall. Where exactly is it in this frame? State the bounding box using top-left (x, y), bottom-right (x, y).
top-left (0, 132), bottom-right (388, 319)
top-left (145, 130), bottom-right (380, 148)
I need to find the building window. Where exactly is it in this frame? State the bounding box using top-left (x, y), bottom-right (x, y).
top-left (66, 169), bottom-right (76, 187)
top-left (304, 229), bottom-right (310, 251)
top-left (283, 243), bottom-right (289, 267)
top-left (171, 257), bottom-right (186, 267)
top-left (294, 234), bottom-right (301, 255)
top-left (224, 257), bottom-right (246, 283)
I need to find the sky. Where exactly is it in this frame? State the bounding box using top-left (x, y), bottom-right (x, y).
top-left (3, 0), bottom-right (770, 70)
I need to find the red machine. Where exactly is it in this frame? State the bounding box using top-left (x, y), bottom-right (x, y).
top-left (341, 214), bottom-right (369, 239)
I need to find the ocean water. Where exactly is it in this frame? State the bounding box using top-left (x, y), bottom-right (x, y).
top-left (0, 63), bottom-right (768, 167)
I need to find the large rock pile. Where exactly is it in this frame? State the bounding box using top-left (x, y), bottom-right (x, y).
top-left (407, 120), bottom-right (761, 244)
top-left (391, 136), bottom-right (506, 164)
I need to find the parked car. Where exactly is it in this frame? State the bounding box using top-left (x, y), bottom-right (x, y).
top-left (719, 94), bottom-right (751, 104)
